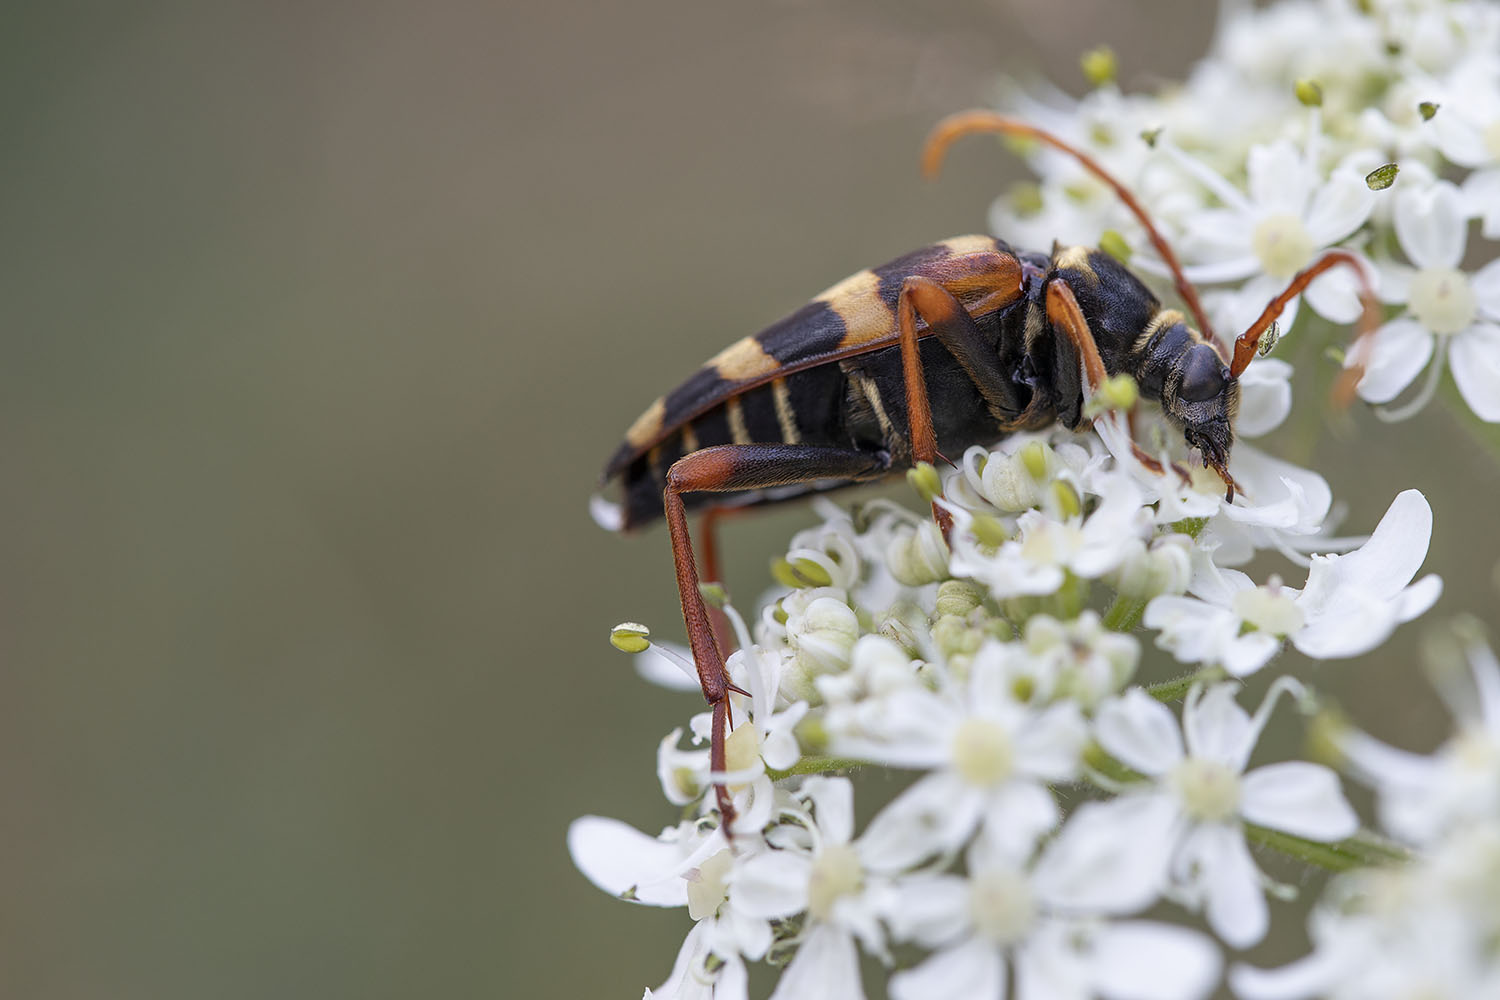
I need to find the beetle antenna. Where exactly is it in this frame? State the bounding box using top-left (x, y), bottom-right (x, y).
top-left (1231, 249), bottom-right (1380, 391)
top-left (924, 110), bottom-right (1218, 354)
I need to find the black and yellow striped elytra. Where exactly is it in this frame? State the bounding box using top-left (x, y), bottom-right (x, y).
top-left (596, 235), bottom-right (1238, 532)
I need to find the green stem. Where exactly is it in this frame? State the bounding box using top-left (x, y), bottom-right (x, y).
top-left (1144, 667), bottom-right (1225, 702)
top-left (766, 756), bottom-right (864, 781)
top-left (1245, 823), bottom-right (1409, 872)
top-left (1103, 594), bottom-right (1149, 632)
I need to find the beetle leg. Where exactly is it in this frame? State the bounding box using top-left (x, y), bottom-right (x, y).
top-left (664, 444), bottom-right (891, 838)
top-left (896, 274), bottom-right (1027, 538)
top-left (698, 506), bottom-right (737, 657)
top-left (1045, 279), bottom-right (1109, 394)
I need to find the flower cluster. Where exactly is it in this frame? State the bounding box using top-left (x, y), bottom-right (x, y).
top-left (995, 0), bottom-right (1500, 423)
top-left (573, 408), bottom-right (1440, 998)
top-left (572, 1), bottom-right (1498, 996)
top-left (1234, 632), bottom-right (1500, 999)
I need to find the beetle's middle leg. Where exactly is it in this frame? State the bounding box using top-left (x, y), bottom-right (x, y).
top-left (664, 444), bottom-right (890, 837)
top-left (895, 274), bottom-right (1028, 539)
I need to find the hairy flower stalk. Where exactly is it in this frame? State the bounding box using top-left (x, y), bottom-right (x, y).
top-left (574, 1), bottom-right (1500, 996)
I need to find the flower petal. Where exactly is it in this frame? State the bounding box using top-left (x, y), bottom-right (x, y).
top-left (858, 772), bottom-right (981, 872)
top-left (1015, 702), bottom-right (1089, 781)
top-left (891, 939), bottom-right (1004, 1000)
top-left (1091, 921), bottom-right (1222, 1000)
top-left (1450, 323), bottom-right (1500, 421)
top-left (732, 851), bottom-right (813, 919)
top-left (1394, 181), bottom-right (1466, 270)
top-left (1303, 252), bottom-right (1369, 324)
top-left (1241, 762), bottom-right (1358, 841)
top-left (1185, 823), bottom-right (1268, 949)
top-left (1472, 258), bottom-right (1500, 322)
top-left (770, 924), bottom-right (865, 1000)
top-left (802, 775), bottom-right (856, 846)
top-left (1247, 139), bottom-right (1313, 216)
top-left (883, 875), bottom-right (973, 949)
top-left (1304, 170), bottom-right (1375, 246)
top-left (1184, 683), bottom-right (1255, 772)
top-left (1354, 318), bottom-right (1434, 404)
top-left (1234, 360), bottom-right (1293, 438)
top-left (1095, 689), bottom-right (1185, 776)
top-left (1032, 794), bottom-right (1177, 913)
top-left (568, 816), bottom-right (716, 906)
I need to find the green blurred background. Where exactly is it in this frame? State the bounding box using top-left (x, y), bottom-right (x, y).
top-left (3, 1), bottom-right (1495, 997)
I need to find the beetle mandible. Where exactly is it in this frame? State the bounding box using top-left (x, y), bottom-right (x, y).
top-left (594, 111), bottom-right (1379, 835)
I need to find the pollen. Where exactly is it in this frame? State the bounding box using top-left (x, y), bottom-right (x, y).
top-left (1409, 267), bottom-right (1477, 335)
top-left (1172, 758), bottom-right (1243, 823)
top-left (1251, 213), bottom-right (1316, 279)
top-left (951, 717), bottom-right (1015, 787)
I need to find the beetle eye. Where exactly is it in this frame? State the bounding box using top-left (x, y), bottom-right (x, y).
top-left (1179, 346), bottom-right (1227, 403)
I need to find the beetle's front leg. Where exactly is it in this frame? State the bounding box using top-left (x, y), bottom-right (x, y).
top-left (664, 444), bottom-right (890, 838)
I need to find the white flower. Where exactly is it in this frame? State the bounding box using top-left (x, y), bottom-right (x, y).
top-left (886, 825), bottom-right (1220, 1000)
top-left (1337, 637), bottom-right (1500, 846)
top-left (947, 473), bottom-right (1151, 598)
top-left (1165, 136), bottom-right (1374, 337)
top-left (826, 641), bottom-right (1087, 868)
top-left (1352, 180), bottom-right (1500, 421)
top-left (1091, 683), bottom-right (1358, 948)
top-left (730, 777), bottom-right (892, 1000)
top-left (568, 816), bottom-right (767, 999)
top-left (1146, 490), bottom-right (1441, 674)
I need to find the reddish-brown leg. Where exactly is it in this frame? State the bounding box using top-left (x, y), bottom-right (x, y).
top-left (895, 273), bottom-right (1028, 541)
top-left (664, 445), bottom-right (890, 837)
top-left (698, 506), bottom-right (736, 660)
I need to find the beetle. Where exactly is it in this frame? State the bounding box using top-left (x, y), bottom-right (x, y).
top-left (594, 111), bottom-right (1378, 834)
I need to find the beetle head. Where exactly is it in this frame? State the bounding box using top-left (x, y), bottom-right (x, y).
top-left (1165, 340), bottom-right (1241, 496)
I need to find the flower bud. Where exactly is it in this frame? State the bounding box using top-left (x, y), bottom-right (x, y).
top-left (887, 520), bottom-right (950, 586)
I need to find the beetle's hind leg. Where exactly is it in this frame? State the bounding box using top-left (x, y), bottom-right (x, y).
top-left (664, 444), bottom-right (890, 838)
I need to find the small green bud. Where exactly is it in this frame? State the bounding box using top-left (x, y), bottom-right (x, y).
top-left (1418, 101), bottom-right (1439, 121)
top-left (1010, 181), bottom-right (1045, 217)
top-left (795, 713), bottom-right (829, 754)
top-left (1101, 372), bottom-right (1139, 410)
top-left (1098, 229), bottom-right (1132, 265)
top-left (771, 556), bottom-right (833, 589)
top-left (610, 622), bottom-right (651, 654)
top-left (907, 461), bottom-right (943, 504)
top-left (698, 582), bottom-right (728, 608)
top-left (1139, 126), bottom-right (1163, 148)
top-left (1365, 163), bottom-right (1399, 190)
top-left (970, 513), bottom-right (1010, 548)
top-left (1051, 480), bottom-right (1083, 520)
top-left (936, 579), bottom-right (985, 618)
top-left (1011, 675), bottom-right (1036, 702)
top-left (1080, 45), bottom-right (1117, 87)
top-left (1294, 78), bottom-right (1323, 107)
top-left (1020, 440), bottom-right (1050, 480)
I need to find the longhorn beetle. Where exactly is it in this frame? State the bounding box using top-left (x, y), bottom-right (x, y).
top-left (594, 111), bottom-right (1380, 835)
